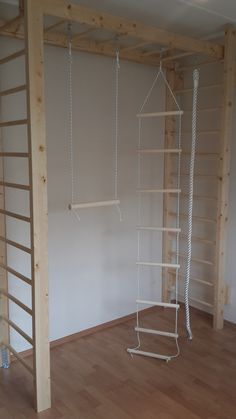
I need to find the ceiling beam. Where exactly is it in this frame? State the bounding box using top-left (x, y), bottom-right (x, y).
top-left (40, 0), bottom-right (224, 59)
top-left (44, 19), bottom-right (65, 33)
top-left (44, 31), bottom-right (166, 67)
top-left (72, 28), bottom-right (96, 42)
top-left (0, 21), bottom-right (171, 68)
top-left (120, 41), bottom-right (151, 53)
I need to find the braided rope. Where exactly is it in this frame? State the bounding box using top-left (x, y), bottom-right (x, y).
top-left (67, 25), bottom-right (74, 205)
top-left (184, 69), bottom-right (199, 340)
top-left (114, 50), bottom-right (120, 200)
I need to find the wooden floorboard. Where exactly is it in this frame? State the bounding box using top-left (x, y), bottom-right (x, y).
top-left (0, 307), bottom-right (236, 418)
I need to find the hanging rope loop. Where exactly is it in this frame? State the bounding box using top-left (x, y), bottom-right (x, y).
top-left (67, 36), bottom-right (122, 221)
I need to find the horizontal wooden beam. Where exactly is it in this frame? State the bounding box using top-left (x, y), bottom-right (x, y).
top-left (40, 0), bottom-right (224, 59)
top-left (121, 41), bottom-right (151, 52)
top-left (0, 235), bottom-right (32, 254)
top-left (0, 15), bottom-right (23, 33)
top-left (44, 31), bottom-right (165, 67)
top-left (0, 84), bottom-right (27, 97)
top-left (0, 262), bottom-right (32, 285)
top-left (0, 289), bottom-right (32, 315)
top-left (44, 19), bottom-right (65, 33)
top-left (0, 21), bottom-right (169, 68)
top-left (71, 28), bottom-right (96, 41)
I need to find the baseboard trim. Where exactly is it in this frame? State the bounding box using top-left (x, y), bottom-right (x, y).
top-left (10, 305), bottom-right (236, 361)
top-left (15, 306), bottom-right (157, 360)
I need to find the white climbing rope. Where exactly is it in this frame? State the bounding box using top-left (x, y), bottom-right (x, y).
top-left (67, 27), bottom-right (122, 221)
top-left (184, 69), bottom-right (200, 340)
top-left (114, 50), bottom-right (122, 221)
top-left (114, 50), bottom-right (120, 201)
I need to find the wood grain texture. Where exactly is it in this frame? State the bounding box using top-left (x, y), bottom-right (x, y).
top-left (0, 306), bottom-right (236, 418)
top-left (25, 0), bottom-right (51, 411)
top-left (214, 27), bottom-right (236, 330)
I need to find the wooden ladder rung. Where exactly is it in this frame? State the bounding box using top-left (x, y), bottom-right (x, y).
top-left (0, 152), bottom-right (29, 158)
top-left (182, 152), bottom-right (219, 156)
top-left (135, 327), bottom-right (178, 339)
top-left (169, 212), bottom-right (216, 224)
top-left (0, 181), bottom-right (31, 190)
top-left (0, 119), bottom-right (28, 128)
top-left (0, 208), bottom-right (30, 222)
top-left (0, 84), bottom-right (27, 97)
top-left (3, 342), bottom-right (34, 375)
top-left (137, 226), bottom-right (181, 233)
top-left (127, 348), bottom-right (171, 361)
top-left (180, 234), bottom-right (215, 246)
top-left (181, 193), bottom-right (217, 202)
top-left (138, 148), bottom-right (182, 154)
top-left (1, 315), bottom-right (33, 345)
top-left (178, 294), bottom-right (213, 308)
top-left (183, 107), bottom-right (221, 113)
top-left (0, 262), bottom-right (32, 285)
top-left (180, 130), bottom-right (220, 135)
top-left (136, 299), bottom-right (179, 309)
top-left (168, 270), bottom-right (213, 287)
top-left (171, 172), bottom-right (218, 179)
top-left (0, 49), bottom-right (25, 65)
top-left (0, 235), bottom-right (32, 254)
top-left (174, 83), bottom-right (222, 94)
top-left (0, 289), bottom-right (32, 315)
top-left (137, 110), bottom-right (183, 118)
top-left (139, 189), bottom-right (181, 194)
top-left (179, 274), bottom-right (213, 287)
top-left (170, 252), bottom-right (214, 266)
top-left (137, 261), bottom-right (180, 269)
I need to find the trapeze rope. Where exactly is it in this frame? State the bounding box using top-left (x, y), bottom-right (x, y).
top-left (67, 25), bottom-right (122, 221)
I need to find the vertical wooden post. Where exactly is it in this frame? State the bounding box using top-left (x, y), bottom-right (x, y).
top-left (162, 68), bottom-right (175, 301)
top-left (0, 134), bottom-right (10, 367)
top-left (214, 27), bottom-right (236, 329)
top-left (25, 0), bottom-right (51, 411)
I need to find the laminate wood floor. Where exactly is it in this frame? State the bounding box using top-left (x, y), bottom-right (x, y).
top-left (0, 307), bottom-right (236, 419)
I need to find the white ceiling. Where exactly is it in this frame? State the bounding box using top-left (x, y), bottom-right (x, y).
top-left (0, 0), bottom-right (236, 38)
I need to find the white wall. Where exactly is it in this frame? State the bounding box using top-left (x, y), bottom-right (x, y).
top-left (2, 38), bottom-right (235, 356)
top-left (0, 37), bottom-right (165, 352)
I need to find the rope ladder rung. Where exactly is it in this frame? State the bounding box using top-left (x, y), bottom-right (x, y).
top-left (137, 110), bottom-right (184, 118)
top-left (69, 199), bottom-right (120, 210)
top-left (137, 261), bottom-right (180, 269)
top-left (135, 327), bottom-right (178, 339)
top-left (138, 148), bottom-right (182, 154)
top-left (136, 300), bottom-right (179, 309)
top-left (127, 348), bottom-right (171, 361)
top-left (137, 226), bottom-right (181, 233)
